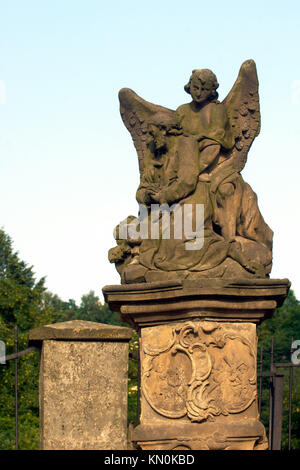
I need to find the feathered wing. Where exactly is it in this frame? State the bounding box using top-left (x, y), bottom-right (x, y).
top-left (119, 88), bottom-right (175, 173)
top-left (210, 60), bottom-right (260, 186)
top-left (224, 59), bottom-right (260, 169)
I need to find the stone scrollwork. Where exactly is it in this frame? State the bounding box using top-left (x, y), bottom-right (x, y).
top-left (142, 322), bottom-right (256, 422)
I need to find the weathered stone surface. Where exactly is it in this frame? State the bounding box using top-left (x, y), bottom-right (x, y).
top-left (135, 319), bottom-right (265, 450)
top-left (103, 60), bottom-right (290, 450)
top-left (29, 319), bottom-right (132, 341)
top-left (133, 320), bottom-right (267, 450)
top-left (103, 278), bottom-right (290, 450)
top-left (103, 278), bottom-right (290, 327)
top-left (140, 321), bottom-right (257, 422)
top-left (30, 321), bottom-right (132, 450)
top-left (108, 61), bottom-right (274, 284)
top-left (133, 421), bottom-right (267, 450)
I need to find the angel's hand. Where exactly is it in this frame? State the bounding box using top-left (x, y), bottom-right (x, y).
top-left (228, 241), bottom-right (265, 277)
top-left (198, 173), bottom-right (210, 182)
top-left (142, 168), bottom-right (155, 184)
top-left (146, 183), bottom-right (160, 192)
top-left (243, 260), bottom-right (265, 278)
top-left (168, 127), bottom-right (183, 136)
top-left (136, 188), bottom-right (151, 205)
top-left (148, 190), bottom-right (161, 203)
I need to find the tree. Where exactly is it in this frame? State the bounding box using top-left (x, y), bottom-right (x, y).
top-left (0, 228), bottom-right (46, 448)
top-left (0, 229), bottom-right (46, 331)
top-left (258, 290), bottom-right (300, 363)
top-left (1, 227), bottom-right (299, 449)
top-left (0, 228), bottom-right (80, 449)
top-left (76, 290), bottom-right (128, 326)
top-left (257, 289), bottom-right (300, 449)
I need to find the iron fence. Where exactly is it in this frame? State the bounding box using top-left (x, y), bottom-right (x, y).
top-left (258, 338), bottom-right (300, 450)
top-left (0, 326), bottom-right (38, 449)
top-left (1, 327), bottom-right (300, 450)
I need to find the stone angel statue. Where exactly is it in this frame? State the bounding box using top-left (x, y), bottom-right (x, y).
top-left (108, 60), bottom-right (273, 284)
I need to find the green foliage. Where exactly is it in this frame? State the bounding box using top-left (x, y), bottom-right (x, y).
top-left (0, 229), bottom-right (46, 331)
top-left (0, 413), bottom-right (39, 450)
top-left (1, 228), bottom-right (299, 450)
top-left (257, 289), bottom-right (300, 449)
top-left (258, 290), bottom-right (300, 362)
top-left (128, 331), bottom-right (139, 426)
top-left (76, 290), bottom-right (126, 326)
top-left (0, 229), bottom-right (45, 449)
top-left (0, 228), bottom-right (135, 449)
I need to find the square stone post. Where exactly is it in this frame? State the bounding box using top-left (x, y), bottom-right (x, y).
top-left (29, 320), bottom-right (132, 450)
top-left (103, 278), bottom-right (290, 451)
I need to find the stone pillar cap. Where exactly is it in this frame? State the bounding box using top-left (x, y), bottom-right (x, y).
top-left (103, 278), bottom-right (291, 327)
top-left (29, 320), bottom-right (133, 342)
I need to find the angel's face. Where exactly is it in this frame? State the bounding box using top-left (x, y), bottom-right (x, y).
top-left (190, 77), bottom-right (212, 105)
top-left (148, 124), bottom-right (166, 151)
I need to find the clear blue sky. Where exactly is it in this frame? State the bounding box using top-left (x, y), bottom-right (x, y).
top-left (0, 0), bottom-right (299, 302)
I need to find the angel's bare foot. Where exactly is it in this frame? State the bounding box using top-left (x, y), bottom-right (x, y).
top-left (228, 241), bottom-right (265, 277)
top-left (243, 260), bottom-right (265, 278)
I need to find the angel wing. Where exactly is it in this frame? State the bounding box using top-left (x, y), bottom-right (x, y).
top-left (210, 60), bottom-right (260, 188)
top-left (119, 88), bottom-right (175, 173)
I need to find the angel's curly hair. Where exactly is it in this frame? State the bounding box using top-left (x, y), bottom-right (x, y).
top-left (148, 113), bottom-right (182, 134)
top-left (184, 69), bottom-right (219, 102)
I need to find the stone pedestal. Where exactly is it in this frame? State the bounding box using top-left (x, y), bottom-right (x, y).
top-left (103, 278), bottom-right (290, 451)
top-left (29, 320), bottom-right (132, 450)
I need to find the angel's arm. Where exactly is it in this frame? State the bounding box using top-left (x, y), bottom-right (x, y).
top-left (198, 143), bottom-right (221, 175)
top-left (137, 181), bottom-right (160, 205)
top-left (159, 136), bottom-right (199, 204)
top-left (200, 103), bottom-right (234, 150)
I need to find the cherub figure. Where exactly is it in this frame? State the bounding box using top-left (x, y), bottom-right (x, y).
top-left (174, 66), bottom-right (272, 276)
top-left (108, 216), bottom-right (142, 283)
top-left (175, 68), bottom-right (234, 179)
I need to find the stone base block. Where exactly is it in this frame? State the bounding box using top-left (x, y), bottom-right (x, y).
top-left (103, 278), bottom-right (290, 451)
top-left (133, 421), bottom-right (268, 450)
top-left (29, 320), bottom-right (132, 450)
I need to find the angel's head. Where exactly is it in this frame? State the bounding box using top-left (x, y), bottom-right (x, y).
top-left (184, 69), bottom-right (219, 104)
top-left (147, 113), bottom-right (181, 151)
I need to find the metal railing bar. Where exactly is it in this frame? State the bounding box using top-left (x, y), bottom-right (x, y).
top-left (258, 346), bottom-right (263, 415)
top-left (258, 371), bottom-right (279, 377)
top-left (137, 327), bottom-right (141, 425)
top-left (4, 346), bottom-right (39, 362)
top-left (14, 326), bottom-right (18, 451)
top-left (288, 337), bottom-right (294, 451)
top-left (273, 362), bottom-right (300, 368)
top-left (269, 337), bottom-right (274, 450)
